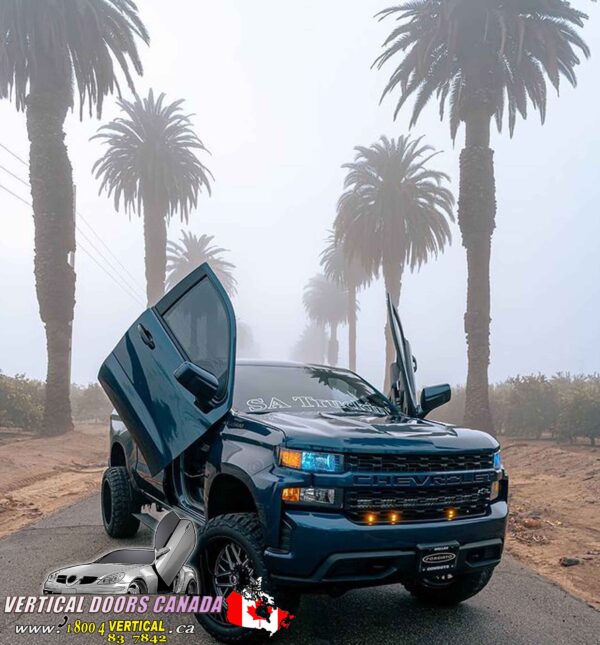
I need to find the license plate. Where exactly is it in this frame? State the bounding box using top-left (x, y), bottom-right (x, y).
top-left (418, 543), bottom-right (459, 574)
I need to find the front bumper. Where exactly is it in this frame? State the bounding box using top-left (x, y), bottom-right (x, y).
top-left (265, 501), bottom-right (508, 588)
top-left (43, 582), bottom-right (130, 595)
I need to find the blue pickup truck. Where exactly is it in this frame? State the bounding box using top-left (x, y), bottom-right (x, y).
top-left (98, 263), bottom-right (508, 642)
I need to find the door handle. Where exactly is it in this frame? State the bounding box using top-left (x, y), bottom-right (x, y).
top-left (138, 324), bottom-right (155, 349)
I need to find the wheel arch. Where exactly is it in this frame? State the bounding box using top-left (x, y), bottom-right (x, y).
top-left (109, 441), bottom-right (128, 468)
top-left (206, 470), bottom-right (260, 520)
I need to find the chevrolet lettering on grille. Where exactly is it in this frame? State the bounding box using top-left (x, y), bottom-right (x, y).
top-left (352, 471), bottom-right (497, 488)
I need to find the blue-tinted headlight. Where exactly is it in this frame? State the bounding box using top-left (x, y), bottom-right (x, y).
top-left (279, 448), bottom-right (344, 473)
top-left (301, 451), bottom-right (344, 473)
top-left (493, 451), bottom-right (502, 470)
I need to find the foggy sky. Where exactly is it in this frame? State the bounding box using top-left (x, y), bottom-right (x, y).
top-left (0, 0), bottom-right (598, 392)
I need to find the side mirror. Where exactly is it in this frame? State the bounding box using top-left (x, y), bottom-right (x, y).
top-left (174, 361), bottom-right (219, 405)
top-left (155, 546), bottom-right (170, 559)
top-left (420, 384), bottom-right (451, 417)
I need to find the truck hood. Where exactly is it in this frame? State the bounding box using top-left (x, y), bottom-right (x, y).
top-left (238, 411), bottom-right (498, 453)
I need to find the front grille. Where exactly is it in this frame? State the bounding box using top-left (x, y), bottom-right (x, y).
top-left (346, 452), bottom-right (494, 473)
top-left (56, 575), bottom-right (67, 584)
top-left (344, 484), bottom-right (490, 524)
top-left (79, 576), bottom-right (97, 585)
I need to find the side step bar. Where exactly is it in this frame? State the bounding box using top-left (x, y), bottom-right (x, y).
top-left (133, 511), bottom-right (159, 531)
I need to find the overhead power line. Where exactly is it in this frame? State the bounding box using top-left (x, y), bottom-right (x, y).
top-left (0, 163), bottom-right (29, 187)
top-left (0, 141), bottom-right (146, 295)
top-left (0, 181), bottom-right (31, 206)
top-left (0, 142), bottom-right (28, 167)
top-left (0, 177), bottom-right (145, 306)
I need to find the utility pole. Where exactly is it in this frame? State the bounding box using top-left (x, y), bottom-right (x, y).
top-left (67, 184), bottom-right (76, 388)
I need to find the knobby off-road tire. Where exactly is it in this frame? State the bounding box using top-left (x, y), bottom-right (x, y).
top-left (101, 467), bottom-right (140, 538)
top-left (194, 512), bottom-right (299, 644)
top-left (404, 569), bottom-right (494, 605)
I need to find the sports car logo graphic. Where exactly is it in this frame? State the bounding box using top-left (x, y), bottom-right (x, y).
top-left (225, 578), bottom-right (295, 635)
top-left (43, 511), bottom-right (198, 595)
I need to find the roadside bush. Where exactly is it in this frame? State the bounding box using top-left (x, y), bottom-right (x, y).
top-left (435, 373), bottom-right (600, 444)
top-left (0, 372), bottom-right (112, 431)
top-left (556, 375), bottom-right (600, 446)
top-left (0, 371), bottom-right (44, 430)
top-left (71, 383), bottom-right (112, 423)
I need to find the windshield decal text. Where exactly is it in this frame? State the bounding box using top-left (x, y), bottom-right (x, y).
top-left (246, 396), bottom-right (387, 415)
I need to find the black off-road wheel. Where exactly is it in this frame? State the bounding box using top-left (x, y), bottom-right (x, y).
top-left (101, 467), bottom-right (140, 538)
top-left (193, 513), bottom-right (299, 644)
top-left (404, 569), bottom-right (494, 605)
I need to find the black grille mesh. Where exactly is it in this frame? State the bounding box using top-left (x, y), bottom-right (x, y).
top-left (346, 452), bottom-right (494, 473)
top-left (344, 484), bottom-right (490, 524)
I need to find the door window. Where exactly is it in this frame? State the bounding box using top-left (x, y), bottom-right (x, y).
top-left (162, 277), bottom-right (230, 393)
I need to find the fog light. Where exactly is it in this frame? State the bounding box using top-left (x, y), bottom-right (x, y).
top-left (365, 513), bottom-right (378, 525)
top-left (282, 487), bottom-right (337, 506)
top-left (282, 487), bottom-right (300, 502)
top-left (446, 508), bottom-right (457, 521)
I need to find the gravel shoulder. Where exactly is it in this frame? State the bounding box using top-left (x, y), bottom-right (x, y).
top-left (0, 424), bottom-right (106, 538)
top-left (503, 440), bottom-right (600, 610)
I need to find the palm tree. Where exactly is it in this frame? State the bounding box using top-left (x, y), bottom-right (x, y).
top-left (166, 230), bottom-right (237, 296)
top-left (375, 1), bottom-right (589, 433)
top-left (0, 0), bottom-right (148, 436)
top-left (320, 231), bottom-right (371, 372)
top-left (335, 135), bottom-right (454, 390)
top-left (93, 90), bottom-right (212, 306)
top-left (303, 274), bottom-right (348, 366)
top-left (291, 324), bottom-right (328, 364)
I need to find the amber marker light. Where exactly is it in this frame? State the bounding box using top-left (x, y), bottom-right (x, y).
top-left (282, 487), bottom-right (301, 503)
top-left (365, 513), bottom-right (377, 525)
top-left (446, 508), bottom-right (457, 521)
top-left (279, 448), bottom-right (302, 469)
top-left (389, 512), bottom-right (400, 525)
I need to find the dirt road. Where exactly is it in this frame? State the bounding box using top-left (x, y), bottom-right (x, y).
top-left (1, 496), bottom-right (599, 644)
top-left (0, 427), bottom-right (598, 610)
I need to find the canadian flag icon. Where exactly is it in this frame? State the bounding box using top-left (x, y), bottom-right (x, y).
top-left (225, 589), bottom-right (295, 634)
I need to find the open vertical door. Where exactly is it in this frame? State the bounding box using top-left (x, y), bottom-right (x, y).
top-left (153, 511), bottom-right (196, 588)
top-left (99, 263), bottom-right (236, 475)
top-left (387, 294), bottom-right (420, 417)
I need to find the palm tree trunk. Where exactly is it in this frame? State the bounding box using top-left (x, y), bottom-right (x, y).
top-left (458, 110), bottom-right (496, 434)
top-left (26, 88), bottom-right (75, 436)
top-left (383, 263), bottom-right (402, 393)
top-left (143, 200), bottom-right (167, 306)
top-left (348, 282), bottom-right (357, 371)
top-left (328, 323), bottom-right (339, 366)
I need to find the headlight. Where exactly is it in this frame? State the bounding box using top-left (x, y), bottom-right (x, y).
top-left (282, 487), bottom-right (339, 506)
top-left (493, 450), bottom-right (502, 470)
top-left (97, 572), bottom-right (126, 585)
top-left (491, 450), bottom-right (503, 500)
top-left (279, 448), bottom-right (343, 473)
top-left (46, 571), bottom-right (59, 582)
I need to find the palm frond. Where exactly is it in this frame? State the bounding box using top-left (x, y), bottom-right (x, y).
top-left (376, 0), bottom-right (589, 137)
top-left (93, 90), bottom-right (212, 220)
top-left (0, 0), bottom-right (148, 117)
top-left (334, 134), bottom-right (454, 284)
top-left (166, 229), bottom-right (236, 296)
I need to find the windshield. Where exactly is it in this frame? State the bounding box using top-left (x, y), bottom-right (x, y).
top-left (233, 364), bottom-right (394, 415)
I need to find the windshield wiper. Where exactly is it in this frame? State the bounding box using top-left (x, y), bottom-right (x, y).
top-left (241, 409), bottom-right (275, 415)
top-left (321, 410), bottom-right (388, 418)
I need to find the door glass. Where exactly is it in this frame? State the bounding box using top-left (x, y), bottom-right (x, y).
top-left (162, 277), bottom-right (230, 394)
